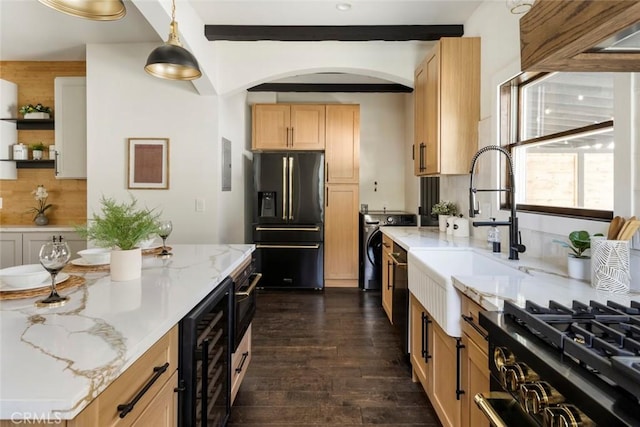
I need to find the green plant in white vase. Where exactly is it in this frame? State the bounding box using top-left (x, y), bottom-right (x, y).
top-left (76, 196), bottom-right (161, 281)
top-left (553, 230), bottom-right (603, 281)
top-left (431, 200), bottom-right (459, 232)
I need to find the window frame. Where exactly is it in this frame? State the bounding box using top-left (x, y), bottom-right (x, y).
top-left (500, 71), bottom-right (614, 221)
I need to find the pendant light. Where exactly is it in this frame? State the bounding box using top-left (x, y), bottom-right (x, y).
top-left (38, 0), bottom-right (126, 21)
top-left (145, 0), bottom-right (202, 81)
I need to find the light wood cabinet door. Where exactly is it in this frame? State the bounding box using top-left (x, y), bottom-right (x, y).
top-left (461, 333), bottom-right (490, 427)
top-left (0, 232), bottom-right (22, 268)
top-left (324, 183), bottom-right (359, 286)
top-left (131, 370), bottom-right (177, 427)
top-left (413, 37), bottom-right (480, 176)
top-left (252, 104), bottom-right (325, 150)
top-left (410, 294), bottom-right (432, 391)
top-left (252, 104), bottom-right (291, 150)
top-left (22, 231), bottom-right (86, 265)
top-left (325, 104), bottom-right (360, 184)
top-left (431, 320), bottom-right (461, 427)
top-left (290, 104), bottom-right (325, 150)
top-left (231, 324), bottom-right (252, 404)
top-left (381, 234), bottom-right (394, 322)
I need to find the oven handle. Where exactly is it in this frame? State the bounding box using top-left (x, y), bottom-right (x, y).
top-left (474, 393), bottom-right (508, 427)
top-left (461, 314), bottom-right (488, 340)
top-left (236, 273), bottom-right (262, 298)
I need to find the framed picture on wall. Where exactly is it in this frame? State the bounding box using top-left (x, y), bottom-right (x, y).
top-left (127, 138), bottom-right (169, 189)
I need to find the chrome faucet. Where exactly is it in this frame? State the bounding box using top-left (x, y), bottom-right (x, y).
top-left (468, 145), bottom-right (526, 260)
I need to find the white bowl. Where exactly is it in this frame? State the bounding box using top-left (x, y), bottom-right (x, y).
top-left (0, 264), bottom-right (49, 288)
top-left (137, 237), bottom-right (157, 249)
top-left (77, 248), bottom-right (111, 265)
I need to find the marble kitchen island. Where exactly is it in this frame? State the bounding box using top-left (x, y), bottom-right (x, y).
top-left (0, 243), bottom-right (254, 423)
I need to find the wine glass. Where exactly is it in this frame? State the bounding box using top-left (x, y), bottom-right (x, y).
top-left (36, 241), bottom-right (71, 307)
top-left (157, 220), bottom-right (173, 258)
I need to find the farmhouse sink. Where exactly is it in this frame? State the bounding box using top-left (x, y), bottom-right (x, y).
top-left (408, 248), bottom-right (526, 337)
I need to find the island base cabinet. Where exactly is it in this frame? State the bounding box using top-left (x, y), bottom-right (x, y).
top-left (409, 294), bottom-right (461, 427)
top-left (231, 324), bottom-right (253, 404)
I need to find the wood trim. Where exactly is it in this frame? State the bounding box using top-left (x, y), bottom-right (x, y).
top-left (248, 83), bottom-right (413, 93)
top-left (520, 0), bottom-right (640, 71)
top-left (205, 25), bottom-right (463, 41)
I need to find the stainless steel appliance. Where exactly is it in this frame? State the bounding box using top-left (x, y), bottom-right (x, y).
top-left (253, 152), bottom-right (324, 289)
top-left (478, 299), bottom-right (640, 426)
top-left (359, 211), bottom-right (416, 290)
top-left (178, 278), bottom-right (233, 427)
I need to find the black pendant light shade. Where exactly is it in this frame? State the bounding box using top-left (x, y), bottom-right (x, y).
top-left (38, 0), bottom-right (126, 20)
top-left (145, 4), bottom-right (202, 81)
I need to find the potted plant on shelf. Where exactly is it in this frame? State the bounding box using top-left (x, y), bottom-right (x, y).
top-left (19, 103), bottom-right (52, 119)
top-left (431, 200), bottom-right (459, 232)
top-left (554, 230), bottom-right (603, 281)
top-left (31, 142), bottom-right (45, 160)
top-left (76, 196), bottom-right (161, 281)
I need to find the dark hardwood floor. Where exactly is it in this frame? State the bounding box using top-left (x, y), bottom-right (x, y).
top-left (228, 288), bottom-right (441, 426)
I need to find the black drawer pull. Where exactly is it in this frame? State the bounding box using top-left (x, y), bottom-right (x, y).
top-left (235, 351), bottom-right (249, 373)
top-left (117, 362), bottom-right (170, 418)
top-left (461, 314), bottom-right (488, 340)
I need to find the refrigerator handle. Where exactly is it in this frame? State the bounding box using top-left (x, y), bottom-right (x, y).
top-left (288, 156), bottom-right (294, 220)
top-left (282, 156), bottom-right (287, 220)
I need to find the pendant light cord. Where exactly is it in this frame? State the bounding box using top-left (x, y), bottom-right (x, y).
top-left (167, 0), bottom-right (181, 46)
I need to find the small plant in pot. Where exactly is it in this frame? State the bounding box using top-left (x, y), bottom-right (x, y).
top-left (31, 142), bottom-right (45, 160)
top-left (553, 230), bottom-right (603, 281)
top-left (19, 103), bottom-right (52, 119)
top-left (431, 201), bottom-right (458, 232)
top-left (76, 196), bottom-right (161, 281)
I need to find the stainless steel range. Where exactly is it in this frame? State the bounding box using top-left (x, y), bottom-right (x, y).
top-left (478, 299), bottom-right (640, 426)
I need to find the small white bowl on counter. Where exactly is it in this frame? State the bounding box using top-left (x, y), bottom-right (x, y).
top-left (77, 248), bottom-right (111, 265)
top-left (0, 264), bottom-right (50, 289)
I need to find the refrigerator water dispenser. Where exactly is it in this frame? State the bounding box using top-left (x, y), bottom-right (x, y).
top-left (259, 191), bottom-right (276, 218)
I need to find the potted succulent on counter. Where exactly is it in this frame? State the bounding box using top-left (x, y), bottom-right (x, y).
top-left (431, 200), bottom-right (459, 232)
top-left (554, 230), bottom-right (603, 281)
top-left (76, 196), bottom-right (161, 281)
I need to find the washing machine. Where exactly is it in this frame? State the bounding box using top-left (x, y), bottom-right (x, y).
top-left (359, 211), bottom-right (417, 290)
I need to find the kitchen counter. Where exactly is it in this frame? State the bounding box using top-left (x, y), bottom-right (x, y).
top-left (382, 226), bottom-right (640, 313)
top-left (1, 225), bottom-right (79, 232)
top-left (0, 243), bottom-right (254, 420)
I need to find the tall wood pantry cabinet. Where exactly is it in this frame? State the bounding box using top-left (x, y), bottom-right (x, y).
top-left (324, 104), bottom-right (360, 287)
top-left (414, 37), bottom-right (480, 176)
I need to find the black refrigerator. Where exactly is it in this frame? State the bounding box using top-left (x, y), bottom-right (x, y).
top-left (252, 152), bottom-right (324, 289)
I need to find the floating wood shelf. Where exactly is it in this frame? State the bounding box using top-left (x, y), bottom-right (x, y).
top-left (0, 159), bottom-right (55, 169)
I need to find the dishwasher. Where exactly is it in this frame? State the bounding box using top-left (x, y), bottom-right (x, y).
top-left (391, 242), bottom-right (409, 361)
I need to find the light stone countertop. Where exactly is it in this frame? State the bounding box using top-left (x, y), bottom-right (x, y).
top-left (1, 225), bottom-right (80, 232)
top-left (381, 226), bottom-right (640, 313)
top-left (0, 243), bottom-right (254, 420)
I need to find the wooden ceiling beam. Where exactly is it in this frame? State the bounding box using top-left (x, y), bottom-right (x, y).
top-left (247, 83), bottom-right (413, 93)
top-left (204, 25), bottom-right (464, 41)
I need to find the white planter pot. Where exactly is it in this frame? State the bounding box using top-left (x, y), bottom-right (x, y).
top-left (438, 215), bottom-right (449, 232)
top-left (23, 112), bottom-right (49, 119)
top-left (567, 256), bottom-right (590, 281)
top-left (110, 248), bottom-right (142, 282)
top-left (32, 150), bottom-right (43, 160)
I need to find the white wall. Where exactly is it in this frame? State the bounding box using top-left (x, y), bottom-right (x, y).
top-left (86, 43), bottom-right (222, 244)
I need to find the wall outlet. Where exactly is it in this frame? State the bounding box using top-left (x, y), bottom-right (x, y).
top-left (195, 198), bottom-right (205, 212)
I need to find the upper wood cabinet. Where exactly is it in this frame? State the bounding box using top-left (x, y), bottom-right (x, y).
top-left (325, 104), bottom-right (360, 184)
top-left (414, 37), bottom-right (480, 176)
top-left (252, 104), bottom-right (325, 150)
top-left (521, 0), bottom-right (640, 72)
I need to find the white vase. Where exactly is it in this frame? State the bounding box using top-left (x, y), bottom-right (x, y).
top-left (23, 112), bottom-right (49, 119)
top-left (438, 215), bottom-right (448, 232)
top-left (567, 256), bottom-right (590, 281)
top-left (110, 248), bottom-right (142, 281)
top-left (32, 150), bottom-right (43, 160)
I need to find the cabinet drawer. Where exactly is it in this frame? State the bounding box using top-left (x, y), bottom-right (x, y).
top-left (96, 326), bottom-right (178, 427)
top-left (461, 296), bottom-right (488, 354)
top-left (231, 324), bottom-right (252, 404)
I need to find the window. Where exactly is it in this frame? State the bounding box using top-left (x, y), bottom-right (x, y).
top-left (500, 72), bottom-right (614, 220)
